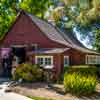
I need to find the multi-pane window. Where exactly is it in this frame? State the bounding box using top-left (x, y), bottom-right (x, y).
top-left (45, 58), bottom-right (52, 65)
top-left (86, 55), bottom-right (100, 64)
top-left (64, 56), bottom-right (69, 66)
top-left (35, 56), bottom-right (53, 66)
top-left (37, 57), bottom-right (43, 65)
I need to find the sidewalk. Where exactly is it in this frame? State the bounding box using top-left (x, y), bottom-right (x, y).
top-left (0, 92), bottom-right (33, 100)
top-left (0, 78), bottom-right (33, 100)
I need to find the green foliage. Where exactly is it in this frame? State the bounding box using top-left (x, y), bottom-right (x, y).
top-left (64, 72), bottom-right (98, 95)
top-left (68, 66), bottom-right (97, 76)
top-left (0, 0), bottom-right (17, 39)
top-left (19, 0), bottom-right (52, 19)
top-left (58, 65), bottom-right (98, 83)
top-left (94, 29), bottom-right (100, 52)
top-left (13, 63), bottom-right (44, 82)
top-left (0, 0), bottom-right (52, 40)
top-left (61, 0), bottom-right (100, 50)
top-left (63, 0), bottom-right (100, 26)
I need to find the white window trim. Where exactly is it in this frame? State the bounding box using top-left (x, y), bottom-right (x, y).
top-left (64, 56), bottom-right (69, 66)
top-left (86, 55), bottom-right (100, 64)
top-left (35, 56), bottom-right (53, 66)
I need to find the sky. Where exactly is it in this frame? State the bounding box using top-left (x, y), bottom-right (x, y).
top-left (73, 28), bottom-right (93, 49)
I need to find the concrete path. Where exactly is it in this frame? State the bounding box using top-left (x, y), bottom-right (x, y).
top-left (0, 78), bottom-right (33, 100)
top-left (0, 92), bottom-right (32, 100)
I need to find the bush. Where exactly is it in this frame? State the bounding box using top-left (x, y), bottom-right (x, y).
top-left (68, 67), bottom-right (97, 76)
top-left (64, 72), bottom-right (98, 95)
top-left (60, 65), bottom-right (97, 83)
top-left (13, 63), bottom-right (44, 82)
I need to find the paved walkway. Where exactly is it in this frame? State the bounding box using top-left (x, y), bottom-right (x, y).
top-left (0, 78), bottom-right (33, 100)
top-left (0, 92), bottom-right (32, 100)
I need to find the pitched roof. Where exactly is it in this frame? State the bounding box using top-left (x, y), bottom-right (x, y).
top-left (56, 27), bottom-right (99, 54)
top-left (2, 10), bottom-right (100, 54)
top-left (28, 13), bottom-right (71, 47)
top-left (60, 28), bottom-right (86, 48)
top-left (26, 12), bottom-right (99, 54)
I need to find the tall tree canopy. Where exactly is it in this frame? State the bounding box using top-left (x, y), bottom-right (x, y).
top-left (49, 0), bottom-right (100, 51)
top-left (0, 0), bottom-right (52, 39)
top-left (0, 0), bottom-right (17, 38)
top-left (19, 0), bottom-right (53, 19)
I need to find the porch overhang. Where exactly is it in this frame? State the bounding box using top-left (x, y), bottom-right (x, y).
top-left (28, 48), bottom-right (70, 55)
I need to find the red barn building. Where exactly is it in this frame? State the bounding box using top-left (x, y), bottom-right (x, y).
top-left (0, 10), bottom-right (100, 77)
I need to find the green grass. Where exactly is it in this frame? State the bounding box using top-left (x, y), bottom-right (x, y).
top-left (28, 96), bottom-right (54, 100)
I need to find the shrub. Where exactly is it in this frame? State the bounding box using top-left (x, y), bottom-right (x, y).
top-left (60, 65), bottom-right (97, 83)
top-left (13, 63), bottom-right (44, 82)
top-left (68, 65), bottom-right (98, 76)
top-left (64, 72), bottom-right (98, 95)
top-left (68, 68), bottom-right (97, 76)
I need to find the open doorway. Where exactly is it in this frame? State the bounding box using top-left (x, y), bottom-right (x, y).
top-left (12, 47), bottom-right (26, 64)
top-left (1, 47), bottom-right (26, 78)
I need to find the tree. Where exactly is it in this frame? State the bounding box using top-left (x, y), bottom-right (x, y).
top-left (63, 0), bottom-right (100, 27)
top-left (56, 0), bottom-right (100, 50)
top-left (0, 0), bottom-right (17, 38)
top-left (0, 0), bottom-right (52, 39)
top-left (94, 29), bottom-right (100, 52)
top-left (19, 0), bottom-right (53, 19)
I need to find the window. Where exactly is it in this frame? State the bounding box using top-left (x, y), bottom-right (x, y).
top-left (35, 56), bottom-right (53, 66)
top-left (37, 57), bottom-right (43, 65)
top-left (64, 56), bottom-right (69, 66)
top-left (86, 55), bottom-right (100, 64)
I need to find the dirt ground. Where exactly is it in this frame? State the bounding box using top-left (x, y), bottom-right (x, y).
top-left (10, 83), bottom-right (100, 100)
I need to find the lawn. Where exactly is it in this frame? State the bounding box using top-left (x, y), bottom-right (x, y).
top-left (28, 96), bottom-right (54, 100)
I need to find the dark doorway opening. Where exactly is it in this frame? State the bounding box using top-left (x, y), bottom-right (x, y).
top-left (1, 47), bottom-right (26, 78)
top-left (12, 47), bottom-right (26, 64)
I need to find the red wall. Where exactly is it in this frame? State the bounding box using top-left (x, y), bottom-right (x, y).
top-left (1, 12), bottom-right (66, 48)
top-left (63, 49), bottom-right (85, 65)
top-left (28, 53), bottom-right (63, 78)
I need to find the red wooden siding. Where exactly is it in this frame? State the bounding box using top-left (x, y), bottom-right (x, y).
top-left (64, 49), bottom-right (85, 65)
top-left (1, 13), bottom-right (66, 48)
